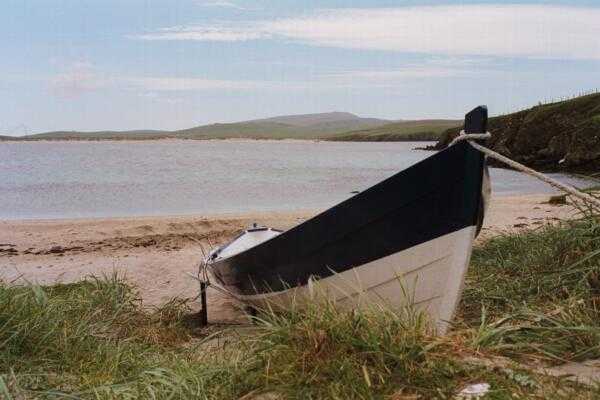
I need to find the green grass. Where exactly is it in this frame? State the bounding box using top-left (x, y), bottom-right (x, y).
top-left (3, 205), bottom-right (600, 398)
top-left (0, 275), bottom-right (196, 395)
top-left (459, 207), bottom-right (600, 364)
top-left (2, 276), bottom-right (599, 398)
top-left (328, 120), bottom-right (460, 142)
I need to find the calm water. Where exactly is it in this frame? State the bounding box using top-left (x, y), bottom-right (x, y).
top-left (0, 140), bottom-right (593, 220)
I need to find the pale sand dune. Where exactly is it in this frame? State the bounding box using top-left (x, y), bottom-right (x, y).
top-left (0, 195), bottom-right (574, 322)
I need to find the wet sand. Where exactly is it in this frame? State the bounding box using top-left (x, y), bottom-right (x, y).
top-left (0, 195), bottom-right (574, 322)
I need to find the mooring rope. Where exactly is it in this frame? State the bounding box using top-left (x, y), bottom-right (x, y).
top-left (451, 131), bottom-right (600, 209)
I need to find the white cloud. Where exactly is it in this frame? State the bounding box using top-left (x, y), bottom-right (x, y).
top-left (322, 58), bottom-right (500, 85)
top-left (124, 76), bottom-right (342, 91)
top-left (50, 62), bottom-right (111, 98)
top-left (198, 1), bottom-right (246, 10)
top-left (325, 67), bottom-right (469, 81)
top-left (46, 58), bottom-right (496, 96)
top-left (125, 76), bottom-right (264, 91)
top-left (135, 25), bottom-right (265, 41)
top-left (138, 92), bottom-right (184, 105)
top-left (49, 64), bottom-right (272, 95)
top-left (134, 4), bottom-right (600, 60)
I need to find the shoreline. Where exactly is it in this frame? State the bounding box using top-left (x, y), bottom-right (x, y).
top-left (0, 137), bottom-right (323, 144)
top-left (0, 208), bottom-right (318, 224)
top-left (0, 137), bottom-right (438, 144)
top-left (0, 190), bottom-right (551, 223)
top-left (0, 193), bottom-right (576, 322)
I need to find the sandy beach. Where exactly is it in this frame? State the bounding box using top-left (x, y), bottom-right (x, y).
top-left (0, 194), bottom-right (574, 322)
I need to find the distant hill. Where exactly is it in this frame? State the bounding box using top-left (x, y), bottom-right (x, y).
top-left (328, 119), bottom-right (460, 142)
top-left (19, 130), bottom-right (167, 141)
top-left (6, 112), bottom-right (392, 141)
top-left (434, 93), bottom-right (600, 173)
top-left (259, 111), bottom-right (371, 127)
top-left (172, 113), bottom-right (392, 140)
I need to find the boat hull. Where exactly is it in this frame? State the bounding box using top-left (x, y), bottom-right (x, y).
top-left (208, 141), bottom-right (486, 332)
top-left (238, 225), bottom-right (476, 333)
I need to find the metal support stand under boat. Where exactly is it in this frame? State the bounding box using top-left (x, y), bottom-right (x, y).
top-left (199, 280), bottom-right (208, 326)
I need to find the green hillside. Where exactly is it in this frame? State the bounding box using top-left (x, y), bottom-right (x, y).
top-left (5, 112), bottom-right (392, 141)
top-left (21, 130), bottom-right (168, 141)
top-left (328, 119), bottom-right (460, 142)
top-left (1, 113), bottom-right (462, 142)
top-left (172, 118), bottom-right (391, 140)
top-left (435, 92), bottom-right (600, 173)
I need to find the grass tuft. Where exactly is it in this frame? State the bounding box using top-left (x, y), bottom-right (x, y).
top-left (460, 209), bottom-right (600, 364)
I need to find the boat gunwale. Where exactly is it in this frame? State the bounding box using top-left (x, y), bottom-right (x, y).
top-left (208, 141), bottom-right (481, 267)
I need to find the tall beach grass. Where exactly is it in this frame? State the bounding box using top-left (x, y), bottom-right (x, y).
top-left (1, 199), bottom-right (600, 398)
top-left (1, 274), bottom-right (599, 398)
top-left (460, 200), bottom-right (600, 364)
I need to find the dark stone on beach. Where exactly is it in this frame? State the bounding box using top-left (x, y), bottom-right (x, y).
top-left (0, 248), bottom-right (18, 255)
top-left (548, 194), bottom-right (568, 205)
top-left (48, 246), bottom-right (64, 254)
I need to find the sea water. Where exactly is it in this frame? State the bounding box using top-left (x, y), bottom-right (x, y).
top-left (0, 140), bottom-right (594, 220)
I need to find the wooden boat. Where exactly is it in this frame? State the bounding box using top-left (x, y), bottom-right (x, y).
top-left (206, 106), bottom-right (490, 333)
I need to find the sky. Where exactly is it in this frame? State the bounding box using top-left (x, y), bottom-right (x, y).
top-left (1, 0), bottom-right (600, 134)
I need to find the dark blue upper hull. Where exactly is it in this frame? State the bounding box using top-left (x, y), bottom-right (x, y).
top-left (210, 141), bottom-right (486, 296)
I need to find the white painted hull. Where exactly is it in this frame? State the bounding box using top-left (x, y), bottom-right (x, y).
top-left (218, 226), bottom-right (476, 334)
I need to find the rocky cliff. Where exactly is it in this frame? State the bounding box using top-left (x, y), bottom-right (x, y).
top-left (434, 93), bottom-right (600, 174)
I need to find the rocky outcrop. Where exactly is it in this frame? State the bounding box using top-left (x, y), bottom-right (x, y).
top-left (434, 93), bottom-right (600, 173)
